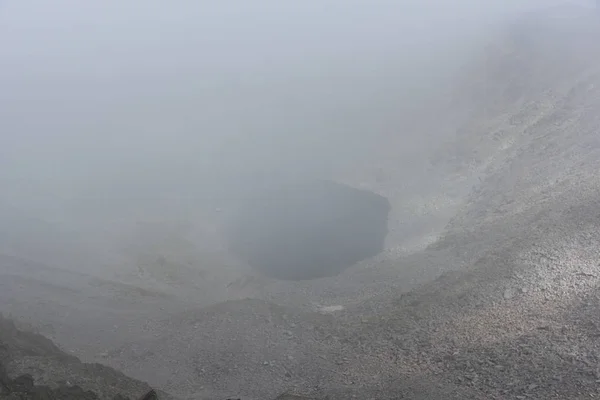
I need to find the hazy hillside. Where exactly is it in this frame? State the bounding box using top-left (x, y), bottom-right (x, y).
top-left (434, 5), bottom-right (600, 252)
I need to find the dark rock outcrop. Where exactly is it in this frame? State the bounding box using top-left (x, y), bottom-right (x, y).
top-left (0, 315), bottom-right (161, 400)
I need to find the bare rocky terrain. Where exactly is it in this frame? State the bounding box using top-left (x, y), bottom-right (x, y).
top-left (3, 3), bottom-right (600, 400)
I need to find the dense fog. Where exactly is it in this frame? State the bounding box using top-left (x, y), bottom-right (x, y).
top-left (0, 1), bottom-right (569, 202)
top-left (0, 0), bottom-right (587, 282)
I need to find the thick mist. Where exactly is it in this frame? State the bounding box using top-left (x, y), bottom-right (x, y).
top-left (0, 0), bottom-right (580, 278)
top-left (0, 1), bottom-right (567, 195)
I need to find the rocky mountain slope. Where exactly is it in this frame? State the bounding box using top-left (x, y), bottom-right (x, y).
top-left (96, 5), bottom-right (600, 400)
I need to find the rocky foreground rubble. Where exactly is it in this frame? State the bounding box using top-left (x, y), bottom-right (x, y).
top-left (0, 315), bottom-right (319, 400)
top-left (0, 315), bottom-right (162, 400)
top-left (0, 365), bottom-right (156, 400)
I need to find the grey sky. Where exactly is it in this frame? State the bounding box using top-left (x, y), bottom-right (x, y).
top-left (0, 0), bottom-right (582, 205)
